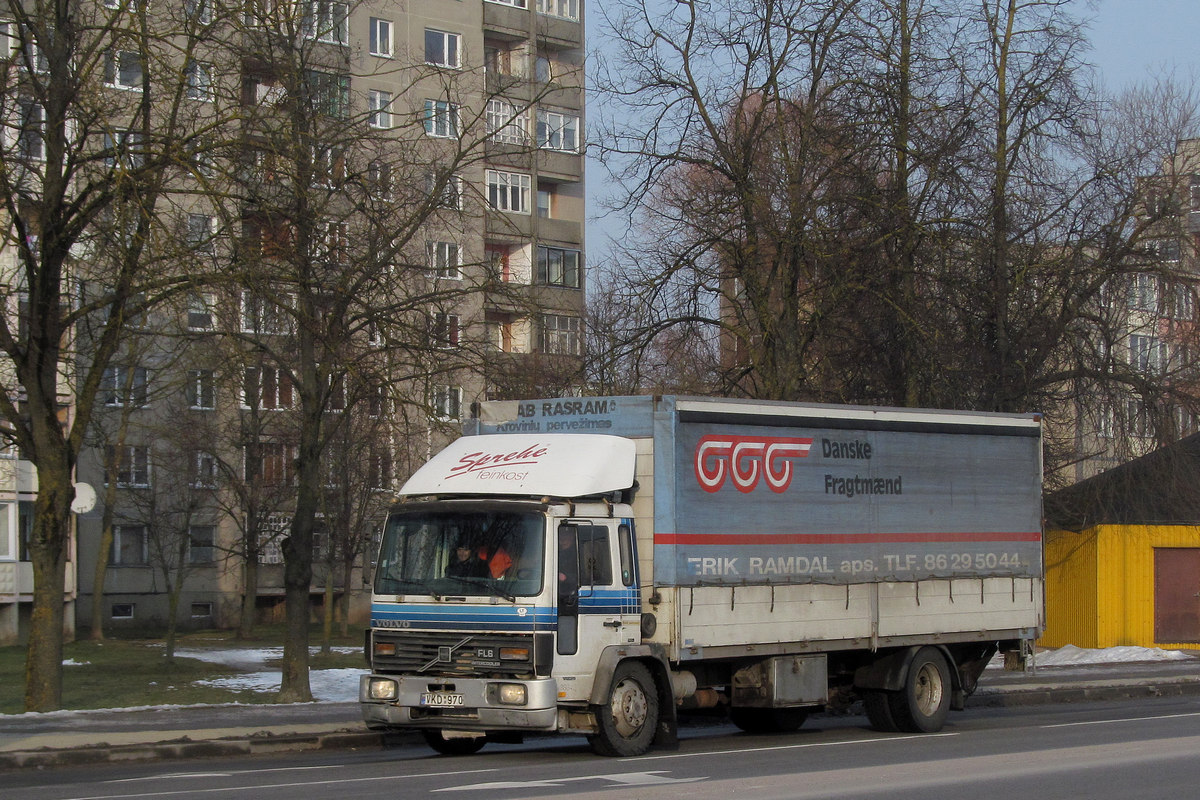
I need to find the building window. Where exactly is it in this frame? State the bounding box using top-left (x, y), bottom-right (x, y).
top-left (184, 0), bottom-right (211, 24)
top-left (247, 441), bottom-right (297, 485)
top-left (537, 110), bottom-right (579, 152)
top-left (191, 602), bottom-right (213, 617)
top-left (534, 55), bottom-right (552, 83)
top-left (1129, 274), bottom-right (1159, 313)
top-left (537, 0), bottom-right (578, 20)
top-left (241, 291), bottom-right (291, 334)
top-left (17, 99), bottom-right (45, 161)
top-left (186, 213), bottom-right (215, 254)
top-left (433, 385), bottom-right (462, 421)
top-left (1148, 238), bottom-right (1181, 263)
top-left (487, 99), bottom-right (527, 145)
top-left (369, 448), bottom-right (393, 490)
top-left (432, 312), bottom-right (460, 349)
top-left (111, 603), bottom-right (135, 618)
top-left (305, 69), bottom-right (350, 118)
top-left (486, 170), bottom-right (531, 214)
top-left (367, 160), bottom-right (391, 199)
top-left (424, 29), bottom-right (461, 68)
top-left (537, 246), bottom-right (581, 288)
top-left (1168, 283), bottom-right (1197, 321)
top-left (185, 59), bottom-right (212, 100)
top-left (243, 366), bottom-right (293, 409)
top-left (102, 365), bottom-right (148, 407)
top-left (312, 144), bottom-right (345, 188)
top-left (485, 40), bottom-right (524, 78)
top-left (541, 314), bottom-right (581, 355)
top-left (427, 241), bottom-right (461, 279)
top-left (486, 0), bottom-right (527, 7)
top-left (104, 49), bottom-right (144, 90)
top-left (188, 525), bottom-right (215, 562)
top-left (107, 445), bottom-right (151, 487)
top-left (368, 89), bottom-right (393, 129)
top-left (187, 369), bottom-right (215, 409)
top-left (424, 99), bottom-right (459, 138)
top-left (302, 0), bottom-right (348, 44)
top-left (111, 525), bottom-right (148, 565)
top-left (17, 25), bottom-right (52, 74)
top-left (426, 171), bottom-right (462, 210)
top-left (192, 451), bottom-right (218, 487)
top-left (369, 17), bottom-right (392, 57)
top-left (186, 292), bottom-right (215, 331)
top-left (313, 220), bottom-right (349, 264)
top-left (104, 130), bottom-right (145, 169)
top-left (1129, 334), bottom-right (1166, 374)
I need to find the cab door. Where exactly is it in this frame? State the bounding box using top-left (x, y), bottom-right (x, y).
top-left (553, 519), bottom-right (640, 700)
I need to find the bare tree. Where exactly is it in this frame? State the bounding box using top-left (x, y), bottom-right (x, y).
top-left (0, 0), bottom-right (234, 709)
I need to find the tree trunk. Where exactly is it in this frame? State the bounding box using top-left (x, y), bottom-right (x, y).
top-left (25, 461), bottom-right (73, 712)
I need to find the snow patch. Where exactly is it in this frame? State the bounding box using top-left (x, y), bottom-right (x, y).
top-left (1036, 644), bottom-right (1195, 666)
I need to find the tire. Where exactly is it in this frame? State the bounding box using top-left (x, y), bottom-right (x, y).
top-left (422, 730), bottom-right (487, 755)
top-left (888, 647), bottom-right (951, 733)
top-left (730, 707), bottom-right (809, 734)
top-left (862, 689), bottom-right (900, 732)
top-left (588, 661), bottom-right (660, 757)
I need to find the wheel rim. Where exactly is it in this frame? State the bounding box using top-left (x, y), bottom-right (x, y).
top-left (610, 676), bottom-right (649, 738)
top-left (913, 661), bottom-right (945, 716)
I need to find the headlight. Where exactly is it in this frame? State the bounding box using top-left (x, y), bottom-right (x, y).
top-left (367, 678), bottom-right (398, 701)
top-left (493, 683), bottom-right (527, 705)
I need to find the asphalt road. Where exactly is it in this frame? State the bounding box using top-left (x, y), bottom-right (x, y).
top-left (7, 693), bottom-right (1200, 800)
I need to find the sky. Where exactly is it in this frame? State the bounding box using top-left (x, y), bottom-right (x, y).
top-left (1089, 0), bottom-right (1200, 92)
top-left (585, 0), bottom-right (1200, 255)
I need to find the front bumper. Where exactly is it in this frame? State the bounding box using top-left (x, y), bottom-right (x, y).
top-left (359, 674), bottom-right (559, 732)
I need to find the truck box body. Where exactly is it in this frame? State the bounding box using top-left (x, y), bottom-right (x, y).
top-left (469, 396), bottom-right (1043, 660)
top-left (362, 395), bottom-right (1044, 755)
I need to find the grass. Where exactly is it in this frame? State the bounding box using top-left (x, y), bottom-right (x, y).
top-left (0, 628), bottom-right (365, 715)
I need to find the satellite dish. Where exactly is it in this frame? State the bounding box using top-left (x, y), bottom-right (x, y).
top-left (70, 482), bottom-right (97, 514)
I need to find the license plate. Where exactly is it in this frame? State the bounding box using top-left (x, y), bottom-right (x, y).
top-left (420, 692), bottom-right (465, 707)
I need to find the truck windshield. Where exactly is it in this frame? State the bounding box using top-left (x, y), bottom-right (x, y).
top-left (374, 509), bottom-right (545, 598)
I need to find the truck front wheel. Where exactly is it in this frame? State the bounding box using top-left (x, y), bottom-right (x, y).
top-left (888, 647), bottom-right (951, 733)
top-left (589, 661), bottom-right (659, 757)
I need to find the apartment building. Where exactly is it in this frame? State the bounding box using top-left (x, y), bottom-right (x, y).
top-left (61, 0), bottom-right (586, 634)
top-left (1062, 139), bottom-right (1200, 484)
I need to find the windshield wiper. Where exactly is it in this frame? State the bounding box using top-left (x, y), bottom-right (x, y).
top-left (446, 576), bottom-right (516, 602)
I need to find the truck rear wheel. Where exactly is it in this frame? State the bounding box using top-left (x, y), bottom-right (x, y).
top-left (422, 730), bottom-right (487, 755)
top-left (888, 647), bottom-right (951, 733)
top-left (589, 661), bottom-right (659, 757)
top-left (730, 707), bottom-right (809, 734)
top-left (862, 690), bottom-right (900, 732)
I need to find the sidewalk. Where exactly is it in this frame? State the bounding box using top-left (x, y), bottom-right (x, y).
top-left (3, 658), bottom-right (1200, 770)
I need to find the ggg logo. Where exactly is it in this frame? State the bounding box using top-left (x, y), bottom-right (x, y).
top-left (694, 435), bottom-right (813, 494)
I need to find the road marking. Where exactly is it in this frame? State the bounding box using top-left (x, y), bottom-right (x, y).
top-left (621, 732), bottom-right (958, 762)
top-left (60, 768), bottom-right (500, 800)
top-left (1043, 711), bottom-right (1200, 729)
top-left (433, 771), bottom-right (706, 792)
top-left (106, 765), bottom-right (344, 783)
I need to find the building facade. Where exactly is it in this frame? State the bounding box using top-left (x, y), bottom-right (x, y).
top-left (56, 0), bottom-right (586, 635)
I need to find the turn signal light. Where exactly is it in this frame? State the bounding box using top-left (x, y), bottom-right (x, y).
top-left (500, 647), bottom-right (530, 661)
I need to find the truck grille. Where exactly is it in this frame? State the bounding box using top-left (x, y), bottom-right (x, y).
top-left (372, 630), bottom-right (534, 677)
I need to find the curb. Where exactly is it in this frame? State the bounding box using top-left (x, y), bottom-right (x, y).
top-left (5, 682), bottom-right (1200, 771)
top-left (0, 730), bottom-right (389, 771)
